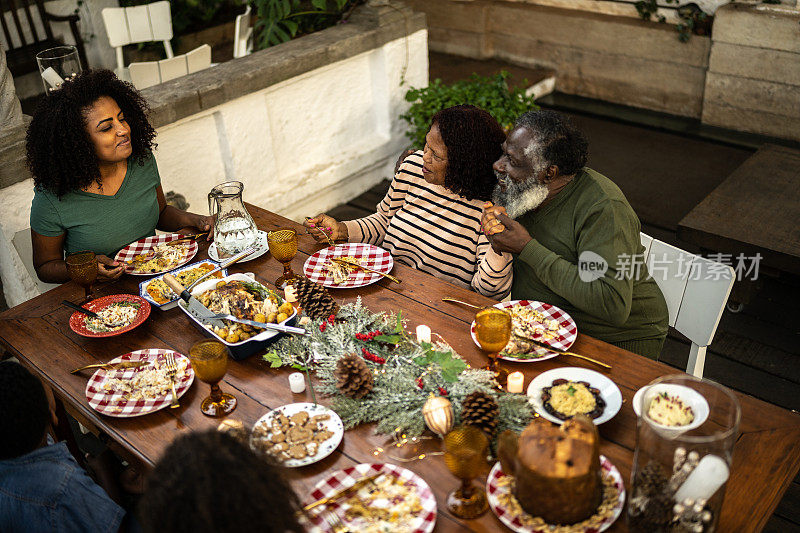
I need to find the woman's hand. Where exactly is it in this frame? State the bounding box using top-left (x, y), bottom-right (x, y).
top-left (303, 214), bottom-right (347, 243)
top-left (482, 202), bottom-right (507, 236)
top-left (97, 255), bottom-right (124, 281)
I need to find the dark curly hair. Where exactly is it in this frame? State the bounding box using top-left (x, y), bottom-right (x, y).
top-left (0, 362), bottom-right (49, 459)
top-left (138, 430), bottom-right (305, 533)
top-left (26, 68), bottom-right (157, 197)
top-left (431, 105), bottom-right (505, 201)
top-left (515, 109), bottom-right (588, 176)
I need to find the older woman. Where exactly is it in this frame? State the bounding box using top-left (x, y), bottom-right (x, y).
top-left (305, 105), bottom-right (512, 298)
top-left (27, 69), bottom-right (212, 283)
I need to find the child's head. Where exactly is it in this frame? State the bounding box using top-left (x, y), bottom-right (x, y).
top-left (0, 362), bottom-right (50, 459)
top-left (139, 430), bottom-right (305, 533)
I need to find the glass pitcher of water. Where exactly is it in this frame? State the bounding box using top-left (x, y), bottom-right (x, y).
top-left (208, 181), bottom-right (258, 258)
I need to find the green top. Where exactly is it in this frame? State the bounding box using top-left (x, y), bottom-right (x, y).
top-left (511, 168), bottom-right (668, 346)
top-left (30, 153), bottom-right (161, 257)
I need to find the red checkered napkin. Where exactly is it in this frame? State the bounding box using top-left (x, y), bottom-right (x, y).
top-left (486, 456), bottom-right (625, 533)
top-left (114, 233), bottom-right (198, 275)
top-left (305, 463), bottom-right (437, 533)
top-left (303, 243), bottom-right (394, 289)
top-left (471, 300), bottom-right (578, 363)
top-left (85, 349), bottom-right (194, 418)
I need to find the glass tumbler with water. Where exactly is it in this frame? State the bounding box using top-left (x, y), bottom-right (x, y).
top-left (208, 181), bottom-right (258, 258)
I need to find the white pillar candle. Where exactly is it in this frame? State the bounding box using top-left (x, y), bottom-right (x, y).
top-left (507, 372), bottom-right (524, 393)
top-left (674, 454), bottom-right (730, 502)
top-left (41, 67), bottom-right (64, 88)
top-left (288, 372), bottom-right (306, 393)
top-left (416, 324), bottom-right (431, 344)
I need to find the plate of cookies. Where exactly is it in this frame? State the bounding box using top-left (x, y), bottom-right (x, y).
top-left (250, 402), bottom-right (344, 467)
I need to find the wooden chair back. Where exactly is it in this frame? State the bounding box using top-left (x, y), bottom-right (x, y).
top-left (101, 1), bottom-right (174, 76)
top-left (1, 0), bottom-right (88, 76)
top-left (233, 5), bottom-right (253, 59)
top-left (129, 44), bottom-right (211, 89)
top-left (640, 233), bottom-right (735, 377)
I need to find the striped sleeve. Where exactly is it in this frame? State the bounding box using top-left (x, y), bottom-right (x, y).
top-left (471, 234), bottom-right (513, 299)
top-left (343, 152), bottom-right (417, 245)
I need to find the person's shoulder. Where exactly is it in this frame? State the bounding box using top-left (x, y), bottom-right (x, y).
top-left (398, 150), bottom-right (424, 175)
top-left (574, 168), bottom-right (631, 206)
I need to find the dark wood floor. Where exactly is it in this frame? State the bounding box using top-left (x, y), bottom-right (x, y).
top-left (331, 51), bottom-right (800, 531)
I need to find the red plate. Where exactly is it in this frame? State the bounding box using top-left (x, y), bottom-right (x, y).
top-left (114, 233), bottom-right (198, 275)
top-left (470, 300), bottom-right (578, 363)
top-left (69, 294), bottom-right (151, 338)
top-left (486, 456), bottom-right (625, 533)
top-left (85, 349), bottom-right (194, 418)
top-left (303, 243), bottom-right (394, 288)
top-left (304, 463), bottom-right (437, 532)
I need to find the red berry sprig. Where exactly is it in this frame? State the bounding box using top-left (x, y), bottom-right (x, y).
top-left (319, 321), bottom-right (327, 332)
top-left (438, 387), bottom-right (448, 396)
top-left (416, 377), bottom-right (424, 389)
top-left (354, 330), bottom-right (383, 342)
top-left (361, 347), bottom-right (386, 365)
top-left (328, 314), bottom-right (336, 324)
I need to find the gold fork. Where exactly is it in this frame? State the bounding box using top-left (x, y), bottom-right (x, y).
top-left (441, 297), bottom-right (482, 309)
top-left (305, 218), bottom-right (336, 246)
top-left (165, 353), bottom-right (179, 408)
top-left (324, 511), bottom-right (350, 533)
top-left (330, 257), bottom-right (401, 284)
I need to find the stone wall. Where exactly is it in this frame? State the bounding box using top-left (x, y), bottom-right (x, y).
top-left (702, 3), bottom-right (800, 140)
top-left (0, 4), bottom-right (427, 307)
top-left (406, 0), bottom-right (711, 118)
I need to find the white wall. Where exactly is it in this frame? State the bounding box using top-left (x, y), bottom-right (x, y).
top-left (0, 29), bottom-right (428, 306)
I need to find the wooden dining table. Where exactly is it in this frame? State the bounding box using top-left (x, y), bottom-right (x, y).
top-left (1, 204), bottom-right (799, 532)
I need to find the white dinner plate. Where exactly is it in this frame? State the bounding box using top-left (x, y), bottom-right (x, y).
top-left (208, 230), bottom-right (269, 262)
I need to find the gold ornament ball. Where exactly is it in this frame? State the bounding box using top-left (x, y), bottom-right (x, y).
top-left (422, 395), bottom-right (454, 436)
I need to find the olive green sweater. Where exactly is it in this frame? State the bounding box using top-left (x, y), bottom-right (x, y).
top-left (511, 168), bottom-right (668, 353)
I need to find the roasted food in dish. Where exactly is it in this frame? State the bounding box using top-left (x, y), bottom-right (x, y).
top-left (146, 262), bottom-right (222, 304)
top-left (647, 392), bottom-right (695, 427)
top-left (84, 301), bottom-right (140, 332)
top-left (502, 304), bottom-right (561, 358)
top-left (128, 242), bottom-right (192, 274)
top-left (196, 280), bottom-right (292, 343)
top-left (251, 410), bottom-right (334, 462)
top-left (325, 256), bottom-right (365, 284)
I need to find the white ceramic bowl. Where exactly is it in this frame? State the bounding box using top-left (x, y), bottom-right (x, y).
top-left (527, 367), bottom-right (622, 425)
top-left (632, 383), bottom-right (709, 438)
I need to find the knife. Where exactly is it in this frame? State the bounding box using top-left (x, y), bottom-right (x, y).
top-left (70, 361), bottom-right (151, 374)
top-left (163, 273), bottom-right (226, 329)
top-left (210, 313), bottom-right (308, 336)
top-left (303, 473), bottom-right (382, 512)
top-left (515, 334), bottom-right (611, 369)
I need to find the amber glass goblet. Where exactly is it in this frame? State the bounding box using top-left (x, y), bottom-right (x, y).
top-left (268, 228), bottom-right (298, 288)
top-left (188, 340), bottom-right (237, 417)
top-left (65, 251), bottom-right (98, 303)
top-left (444, 426), bottom-right (489, 519)
top-left (474, 307), bottom-right (511, 386)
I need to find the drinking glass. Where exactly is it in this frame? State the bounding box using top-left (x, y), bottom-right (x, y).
top-left (268, 228), bottom-right (298, 288)
top-left (474, 307), bottom-right (511, 386)
top-left (628, 375), bottom-right (741, 532)
top-left (443, 426), bottom-right (489, 519)
top-left (65, 251), bottom-right (98, 303)
top-left (188, 340), bottom-right (237, 417)
top-left (36, 45), bottom-right (82, 93)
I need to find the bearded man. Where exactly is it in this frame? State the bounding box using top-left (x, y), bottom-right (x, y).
top-left (483, 110), bottom-right (668, 359)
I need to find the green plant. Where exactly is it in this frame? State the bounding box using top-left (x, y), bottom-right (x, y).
top-left (634, 0), bottom-right (712, 42)
top-left (400, 72), bottom-right (539, 149)
top-left (253, 0), bottom-right (357, 49)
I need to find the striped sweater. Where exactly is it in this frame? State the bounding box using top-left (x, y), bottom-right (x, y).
top-left (343, 151), bottom-right (512, 298)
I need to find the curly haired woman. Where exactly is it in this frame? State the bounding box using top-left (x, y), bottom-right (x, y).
top-left (305, 105), bottom-right (512, 298)
top-left (27, 69), bottom-right (213, 283)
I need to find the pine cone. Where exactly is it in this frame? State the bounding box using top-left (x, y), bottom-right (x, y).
top-left (334, 353), bottom-right (373, 399)
top-left (461, 390), bottom-right (500, 437)
top-left (293, 277), bottom-right (339, 320)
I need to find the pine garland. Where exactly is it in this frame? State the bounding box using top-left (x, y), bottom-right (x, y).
top-left (264, 298), bottom-right (534, 441)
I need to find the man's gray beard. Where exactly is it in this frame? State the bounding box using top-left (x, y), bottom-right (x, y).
top-left (491, 172), bottom-right (549, 218)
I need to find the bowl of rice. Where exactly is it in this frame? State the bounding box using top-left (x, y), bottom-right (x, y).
top-left (633, 383), bottom-right (709, 437)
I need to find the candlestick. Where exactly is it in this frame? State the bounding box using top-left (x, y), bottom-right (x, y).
top-left (507, 371), bottom-right (524, 393)
top-left (416, 324), bottom-right (431, 344)
top-left (289, 372), bottom-right (306, 393)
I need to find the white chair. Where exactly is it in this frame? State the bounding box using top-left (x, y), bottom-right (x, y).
top-left (101, 1), bottom-right (174, 80)
top-left (641, 233), bottom-right (735, 378)
top-left (129, 45), bottom-right (212, 90)
top-left (233, 5), bottom-right (254, 59)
